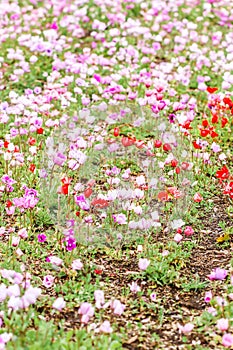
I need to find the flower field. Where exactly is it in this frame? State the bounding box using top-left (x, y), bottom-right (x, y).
top-left (0, 0), bottom-right (233, 348)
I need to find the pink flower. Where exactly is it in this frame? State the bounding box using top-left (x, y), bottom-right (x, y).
top-left (222, 334), bottom-right (233, 348)
top-left (217, 318), bottom-right (229, 331)
top-left (184, 226), bottom-right (194, 237)
top-left (18, 228), bottom-right (28, 239)
top-left (43, 275), bottom-right (54, 288)
top-left (207, 268), bottom-right (227, 281)
top-left (11, 236), bottom-right (20, 247)
top-left (111, 299), bottom-right (125, 315)
top-left (174, 233), bottom-right (183, 243)
top-left (112, 213), bottom-right (127, 225)
top-left (78, 302), bottom-right (94, 324)
top-left (150, 293), bottom-right (156, 302)
top-left (99, 321), bottom-right (113, 334)
top-left (71, 259), bottom-right (83, 271)
top-left (138, 258), bottom-right (150, 271)
top-left (129, 282), bottom-right (141, 293)
top-left (52, 297), bottom-right (66, 311)
top-left (178, 322), bottom-right (194, 334)
top-left (94, 290), bottom-right (105, 309)
top-left (204, 291), bottom-right (212, 303)
top-left (46, 256), bottom-right (63, 266)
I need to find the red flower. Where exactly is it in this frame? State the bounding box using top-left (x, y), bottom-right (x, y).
top-left (202, 120), bottom-right (209, 128)
top-left (207, 87), bottom-right (218, 94)
top-left (200, 129), bottom-right (209, 137)
top-left (157, 191), bottom-right (169, 202)
top-left (223, 97), bottom-right (233, 107)
top-left (84, 187), bottom-right (93, 198)
top-left (211, 114), bottom-right (218, 123)
top-left (193, 193), bottom-right (203, 202)
top-left (163, 143), bottom-right (172, 152)
top-left (193, 141), bottom-right (202, 149)
top-left (61, 184), bottom-right (69, 195)
top-left (154, 140), bottom-right (162, 148)
top-left (4, 141), bottom-right (9, 148)
top-left (221, 117), bottom-right (228, 128)
top-left (61, 176), bottom-right (72, 195)
top-left (216, 165), bottom-right (229, 181)
top-left (171, 159), bottom-right (178, 167)
top-left (6, 200), bottom-right (13, 208)
top-left (28, 137), bottom-right (36, 146)
top-left (29, 164), bottom-right (36, 173)
top-left (94, 269), bottom-right (102, 275)
top-left (91, 198), bottom-right (109, 208)
top-left (37, 128), bottom-right (44, 134)
top-left (121, 136), bottom-right (135, 147)
top-left (113, 127), bottom-right (120, 137)
top-left (175, 167), bottom-right (181, 174)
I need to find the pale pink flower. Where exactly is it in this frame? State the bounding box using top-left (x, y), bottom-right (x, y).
top-left (111, 299), bottom-right (125, 315)
top-left (129, 282), bottom-right (141, 293)
top-left (174, 233), bottom-right (183, 243)
top-left (150, 293), bottom-right (156, 302)
top-left (52, 297), bottom-right (66, 311)
top-left (78, 302), bottom-right (94, 324)
top-left (217, 318), bottom-right (229, 331)
top-left (99, 321), bottom-right (113, 334)
top-left (94, 290), bottom-right (105, 309)
top-left (71, 259), bottom-right (83, 271)
top-left (138, 258), bottom-right (150, 271)
top-left (178, 322), bottom-right (194, 334)
top-left (18, 228), bottom-right (28, 239)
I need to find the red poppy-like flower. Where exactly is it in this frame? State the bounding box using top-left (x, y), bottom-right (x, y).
top-left (157, 191), bottom-right (169, 202)
top-left (202, 120), bottom-right (209, 128)
top-left (223, 97), bottom-right (233, 107)
top-left (171, 159), bottom-right (178, 167)
top-left (206, 87), bottom-right (218, 94)
top-left (84, 187), bottom-right (93, 198)
top-left (6, 200), bottom-right (13, 208)
top-left (29, 164), bottom-right (36, 172)
top-left (154, 139), bottom-right (162, 148)
top-left (91, 198), bottom-right (109, 208)
top-left (28, 137), bottom-right (36, 146)
top-left (211, 114), bottom-right (218, 123)
top-left (94, 269), bottom-right (102, 275)
top-left (113, 127), bottom-right (120, 137)
top-left (37, 128), bottom-right (44, 134)
top-left (121, 136), bottom-right (135, 147)
top-left (4, 141), bottom-right (9, 148)
top-left (221, 117), bottom-right (228, 128)
top-left (163, 143), bottom-right (172, 152)
top-left (193, 141), bottom-right (202, 149)
top-left (61, 176), bottom-right (72, 195)
top-left (200, 129), bottom-right (209, 137)
top-left (216, 165), bottom-right (229, 181)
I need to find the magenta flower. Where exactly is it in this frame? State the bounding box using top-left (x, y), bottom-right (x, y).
top-left (138, 258), bottom-right (150, 271)
top-left (37, 234), bottom-right (47, 243)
